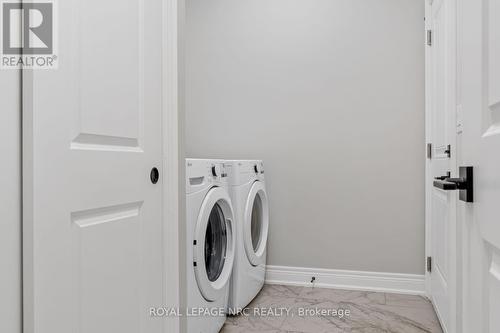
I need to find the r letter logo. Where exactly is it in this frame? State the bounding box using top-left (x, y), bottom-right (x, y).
top-left (1, 0), bottom-right (58, 69)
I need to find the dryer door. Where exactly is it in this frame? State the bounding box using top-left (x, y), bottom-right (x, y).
top-left (193, 187), bottom-right (235, 302)
top-left (243, 181), bottom-right (269, 266)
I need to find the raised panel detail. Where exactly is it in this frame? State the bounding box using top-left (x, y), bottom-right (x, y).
top-left (71, 202), bottom-right (142, 227)
top-left (71, 133), bottom-right (141, 152)
top-left (432, 191), bottom-right (448, 280)
top-left (72, 202), bottom-right (143, 333)
top-left (432, 1), bottom-right (448, 148)
top-left (73, 0), bottom-right (144, 151)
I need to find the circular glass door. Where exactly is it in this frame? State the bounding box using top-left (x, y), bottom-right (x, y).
top-left (244, 181), bottom-right (269, 266)
top-left (193, 187), bottom-right (235, 302)
top-left (205, 203), bottom-right (227, 282)
top-left (251, 194), bottom-right (263, 252)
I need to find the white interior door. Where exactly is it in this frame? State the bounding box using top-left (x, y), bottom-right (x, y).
top-left (459, 0), bottom-right (500, 332)
top-left (427, 0), bottom-right (458, 331)
top-left (22, 0), bottom-right (164, 332)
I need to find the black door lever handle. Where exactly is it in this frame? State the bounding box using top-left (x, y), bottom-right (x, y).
top-left (433, 177), bottom-right (468, 190)
top-left (432, 167), bottom-right (473, 202)
top-left (445, 178), bottom-right (467, 189)
top-left (433, 179), bottom-right (458, 190)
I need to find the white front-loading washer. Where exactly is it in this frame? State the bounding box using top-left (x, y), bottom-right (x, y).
top-left (185, 159), bottom-right (235, 333)
top-left (225, 160), bottom-right (269, 312)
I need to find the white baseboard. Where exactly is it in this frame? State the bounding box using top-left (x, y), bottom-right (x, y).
top-left (265, 265), bottom-right (426, 296)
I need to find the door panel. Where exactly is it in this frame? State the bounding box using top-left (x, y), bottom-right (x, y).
top-left (77, 0), bottom-right (142, 145)
top-left (75, 203), bottom-right (143, 333)
top-left (459, 0), bottom-right (500, 331)
top-left (428, 0), bottom-right (455, 330)
top-left (431, 190), bottom-right (450, 326)
top-left (433, 191), bottom-right (449, 282)
top-left (23, 0), bottom-right (163, 332)
top-left (480, 1), bottom-right (500, 331)
top-left (479, 0), bottom-right (500, 247)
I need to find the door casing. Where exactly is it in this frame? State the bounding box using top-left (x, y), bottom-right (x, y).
top-left (0, 54), bottom-right (22, 333)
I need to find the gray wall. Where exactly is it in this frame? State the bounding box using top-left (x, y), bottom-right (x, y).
top-left (186, 0), bottom-right (425, 274)
top-left (0, 71), bottom-right (22, 331)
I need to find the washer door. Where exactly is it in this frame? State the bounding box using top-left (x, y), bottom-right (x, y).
top-left (243, 181), bottom-right (269, 266)
top-left (194, 187), bottom-right (235, 302)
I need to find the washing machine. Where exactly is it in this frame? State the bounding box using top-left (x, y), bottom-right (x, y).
top-left (185, 159), bottom-right (235, 333)
top-left (225, 160), bottom-right (269, 312)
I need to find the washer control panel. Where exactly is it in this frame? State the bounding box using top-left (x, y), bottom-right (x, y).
top-left (210, 163), bottom-right (227, 178)
top-left (254, 161), bottom-right (265, 175)
top-left (186, 159), bottom-right (229, 193)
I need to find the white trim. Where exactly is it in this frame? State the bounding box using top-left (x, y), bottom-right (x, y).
top-left (432, 300), bottom-right (449, 333)
top-left (162, 0), bottom-right (182, 332)
top-left (424, 0), bottom-right (433, 299)
top-left (265, 265), bottom-right (426, 296)
top-left (0, 53), bottom-right (22, 333)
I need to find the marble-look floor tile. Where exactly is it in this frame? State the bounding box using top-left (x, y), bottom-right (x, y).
top-left (225, 312), bottom-right (285, 331)
top-left (220, 323), bottom-right (281, 333)
top-left (367, 304), bottom-right (442, 333)
top-left (259, 284), bottom-right (304, 298)
top-left (335, 302), bottom-right (442, 333)
top-left (248, 292), bottom-right (300, 309)
top-left (348, 327), bottom-right (389, 333)
top-left (223, 285), bottom-right (443, 333)
top-left (280, 314), bottom-right (346, 333)
top-left (385, 293), bottom-right (433, 309)
top-left (298, 288), bottom-right (386, 306)
top-left (283, 298), bottom-right (362, 332)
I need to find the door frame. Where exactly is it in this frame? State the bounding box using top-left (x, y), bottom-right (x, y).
top-left (424, 0), bottom-right (461, 332)
top-left (163, 0), bottom-right (184, 332)
top-left (0, 60), bottom-right (22, 333)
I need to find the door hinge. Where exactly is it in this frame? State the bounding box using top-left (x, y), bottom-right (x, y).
top-left (427, 30), bottom-right (433, 46)
top-left (427, 256), bottom-right (432, 273)
top-left (427, 143), bottom-right (432, 159)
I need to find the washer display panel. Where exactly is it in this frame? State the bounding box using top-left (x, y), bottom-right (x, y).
top-left (205, 203), bottom-right (227, 282)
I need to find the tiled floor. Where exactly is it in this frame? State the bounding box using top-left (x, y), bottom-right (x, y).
top-left (222, 285), bottom-right (443, 333)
